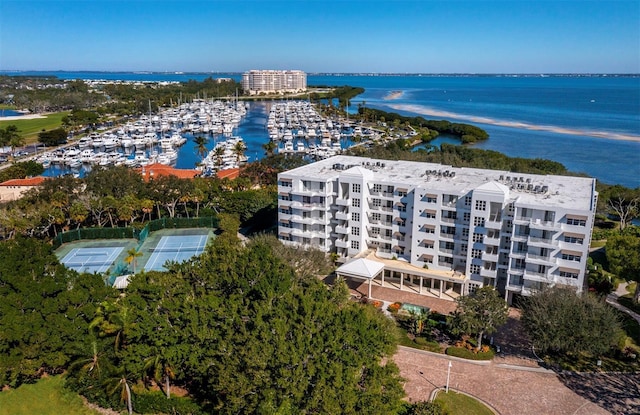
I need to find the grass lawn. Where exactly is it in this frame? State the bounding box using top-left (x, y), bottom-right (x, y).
top-left (0, 112), bottom-right (69, 144)
top-left (434, 390), bottom-right (494, 415)
top-left (0, 375), bottom-right (100, 415)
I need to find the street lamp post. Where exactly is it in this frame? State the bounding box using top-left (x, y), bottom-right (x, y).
top-left (445, 361), bottom-right (452, 393)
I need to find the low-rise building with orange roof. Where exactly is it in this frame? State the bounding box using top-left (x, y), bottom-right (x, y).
top-left (0, 176), bottom-right (48, 202)
top-left (216, 167), bottom-right (240, 180)
top-left (136, 163), bottom-right (200, 182)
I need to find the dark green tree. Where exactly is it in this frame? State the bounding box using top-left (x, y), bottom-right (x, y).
top-left (521, 287), bottom-right (622, 356)
top-left (448, 286), bottom-right (508, 351)
top-left (606, 233), bottom-right (640, 303)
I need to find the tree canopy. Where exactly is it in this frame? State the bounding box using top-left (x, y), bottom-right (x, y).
top-left (520, 287), bottom-right (622, 356)
top-left (448, 286), bottom-right (508, 351)
top-left (606, 233), bottom-right (640, 303)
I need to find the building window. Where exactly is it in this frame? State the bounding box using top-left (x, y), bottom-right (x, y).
top-left (563, 235), bottom-right (584, 245)
top-left (279, 221), bottom-right (290, 228)
top-left (352, 183), bottom-right (361, 193)
top-left (400, 219), bottom-right (406, 227)
top-left (471, 249), bottom-right (482, 259)
top-left (398, 190), bottom-right (407, 197)
top-left (475, 200), bottom-right (486, 211)
top-left (462, 228), bottom-right (470, 238)
top-left (464, 195), bottom-right (472, 206)
top-left (278, 180), bottom-right (292, 187)
top-left (561, 253), bottom-right (581, 262)
top-left (302, 196), bottom-right (311, 204)
top-left (470, 264), bottom-right (481, 275)
top-left (425, 195), bottom-right (437, 203)
top-left (373, 184), bottom-right (382, 193)
top-left (463, 212), bottom-right (471, 222)
top-left (371, 227), bottom-right (380, 235)
top-left (351, 227), bottom-right (360, 236)
top-left (373, 198), bottom-right (381, 207)
top-left (424, 210), bottom-right (436, 219)
top-left (398, 204), bottom-right (406, 212)
top-left (559, 271), bottom-right (579, 279)
top-left (473, 216), bottom-right (485, 227)
top-left (507, 203), bottom-right (515, 213)
top-left (567, 218), bottom-right (586, 226)
top-left (352, 198), bottom-right (360, 207)
top-left (371, 212), bottom-right (381, 222)
top-left (351, 240), bottom-right (360, 250)
top-left (279, 194), bottom-right (290, 201)
top-left (351, 212), bottom-right (360, 222)
top-left (472, 233), bottom-right (484, 243)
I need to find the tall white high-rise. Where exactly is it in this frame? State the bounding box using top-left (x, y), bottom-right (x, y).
top-left (241, 70), bottom-right (307, 95)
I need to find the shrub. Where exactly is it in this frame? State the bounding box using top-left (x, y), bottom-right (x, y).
top-left (134, 392), bottom-right (204, 415)
top-left (388, 302), bottom-right (402, 313)
top-left (445, 346), bottom-right (494, 360)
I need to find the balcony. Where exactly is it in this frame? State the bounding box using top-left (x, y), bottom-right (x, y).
top-left (525, 253), bottom-right (556, 266)
top-left (482, 252), bottom-right (499, 262)
top-left (485, 220), bottom-right (502, 230)
top-left (512, 233), bottom-right (529, 242)
top-left (335, 211), bottom-right (349, 221)
top-left (528, 236), bottom-right (558, 248)
top-left (441, 217), bottom-right (457, 224)
top-left (336, 198), bottom-right (349, 206)
top-left (335, 225), bottom-right (349, 234)
top-left (335, 238), bottom-right (349, 248)
top-left (278, 199), bottom-right (293, 207)
top-left (523, 270), bottom-right (553, 283)
top-left (480, 268), bottom-right (497, 278)
top-left (529, 219), bottom-right (561, 231)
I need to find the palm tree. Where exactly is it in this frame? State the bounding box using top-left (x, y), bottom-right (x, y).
top-left (1, 125), bottom-right (24, 158)
top-left (68, 336), bottom-right (110, 381)
top-left (105, 369), bottom-right (134, 415)
top-left (262, 140), bottom-right (276, 156)
top-left (194, 135), bottom-right (209, 160)
top-left (233, 140), bottom-right (246, 163)
top-left (90, 301), bottom-right (135, 352)
top-left (125, 248), bottom-right (143, 273)
top-left (144, 355), bottom-right (175, 399)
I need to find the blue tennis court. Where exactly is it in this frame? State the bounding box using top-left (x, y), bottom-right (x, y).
top-left (143, 234), bottom-right (209, 271)
top-left (60, 246), bottom-right (124, 274)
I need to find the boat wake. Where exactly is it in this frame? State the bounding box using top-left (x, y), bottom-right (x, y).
top-left (387, 103), bottom-right (640, 143)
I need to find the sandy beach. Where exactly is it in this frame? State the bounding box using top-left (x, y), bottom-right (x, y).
top-left (383, 90), bottom-right (404, 100)
top-left (0, 113), bottom-right (47, 121)
top-left (388, 103), bottom-right (640, 143)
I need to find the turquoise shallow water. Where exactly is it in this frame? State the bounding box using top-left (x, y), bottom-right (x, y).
top-left (7, 71), bottom-right (638, 187)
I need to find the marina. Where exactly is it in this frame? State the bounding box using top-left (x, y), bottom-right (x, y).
top-left (37, 99), bottom-right (380, 178)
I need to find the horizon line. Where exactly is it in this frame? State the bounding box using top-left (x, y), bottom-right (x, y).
top-left (1, 70), bottom-right (639, 77)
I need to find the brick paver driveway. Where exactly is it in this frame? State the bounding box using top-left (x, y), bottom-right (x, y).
top-left (350, 279), bottom-right (640, 414)
top-left (394, 347), bottom-right (639, 414)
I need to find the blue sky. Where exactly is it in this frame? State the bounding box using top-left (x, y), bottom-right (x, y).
top-left (1, 0), bottom-right (638, 73)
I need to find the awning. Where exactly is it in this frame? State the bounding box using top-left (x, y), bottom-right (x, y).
top-left (558, 266), bottom-right (580, 273)
top-left (396, 187), bottom-right (408, 193)
top-left (561, 249), bottom-right (583, 256)
top-left (566, 214), bottom-right (587, 220)
top-left (563, 232), bottom-right (585, 238)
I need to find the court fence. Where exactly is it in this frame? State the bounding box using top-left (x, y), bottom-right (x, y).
top-left (52, 216), bottom-right (219, 250)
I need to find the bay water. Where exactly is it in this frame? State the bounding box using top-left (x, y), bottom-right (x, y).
top-left (3, 71), bottom-right (638, 187)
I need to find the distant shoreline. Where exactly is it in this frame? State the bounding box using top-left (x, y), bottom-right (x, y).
top-left (388, 103), bottom-right (640, 143)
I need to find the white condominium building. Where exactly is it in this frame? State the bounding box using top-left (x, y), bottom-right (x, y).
top-left (277, 155), bottom-right (597, 304)
top-left (241, 70), bottom-right (307, 95)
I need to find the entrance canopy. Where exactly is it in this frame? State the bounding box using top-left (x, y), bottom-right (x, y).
top-left (336, 258), bottom-right (385, 281)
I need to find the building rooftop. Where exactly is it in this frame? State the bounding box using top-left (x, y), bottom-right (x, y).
top-left (136, 164), bottom-right (200, 182)
top-left (280, 155), bottom-right (596, 210)
top-left (0, 176), bottom-right (48, 187)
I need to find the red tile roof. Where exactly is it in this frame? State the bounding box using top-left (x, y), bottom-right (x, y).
top-left (216, 168), bottom-right (240, 180)
top-left (0, 176), bottom-right (48, 187)
top-left (136, 164), bottom-right (200, 182)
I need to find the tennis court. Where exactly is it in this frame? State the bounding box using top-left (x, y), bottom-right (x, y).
top-left (60, 246), bottom-right (125, 274)
top-left (143, 233), bottom-right (210, 271)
